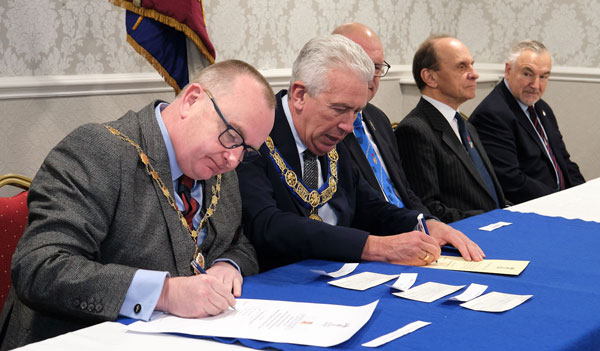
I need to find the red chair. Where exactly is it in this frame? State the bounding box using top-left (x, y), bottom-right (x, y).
top-left (0, 174), bottom-right (31, 308)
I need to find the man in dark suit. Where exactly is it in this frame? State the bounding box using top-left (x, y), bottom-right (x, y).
top-left (333, 23), bottom-right (483, 257)
top-left (0, 60), bottom-right (275, 349)
top-left (238, 34), bottom-right (483, 273)
top-left (395, 36), bottom-right (507, 223)
top-left (470, 40), bottom-right (585, 204)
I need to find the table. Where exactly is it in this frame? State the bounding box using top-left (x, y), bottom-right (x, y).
top-left (507, 177), bottom-right (600, 222)
top-left (16, 180), bottom-right (600, 350)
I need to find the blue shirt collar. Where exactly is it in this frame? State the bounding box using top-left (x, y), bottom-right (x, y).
top-left (154, 103), bottom-right (185, 183)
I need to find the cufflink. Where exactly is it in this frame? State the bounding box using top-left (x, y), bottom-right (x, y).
top-left (134, 303), bottom-right (142, 313)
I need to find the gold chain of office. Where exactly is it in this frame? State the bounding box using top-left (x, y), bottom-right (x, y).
top-left (104, 125), bottom-right (222, 270)
top-left (265, 136), bottom-right (338, 221)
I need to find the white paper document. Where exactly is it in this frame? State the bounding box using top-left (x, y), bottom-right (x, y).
top-left (362, 320), bottom-right (431, 347)
top-left (387, 273), bottom-right (418, 291)
top-left (393, 282), bottom-right (465, 303)
top-left (460, 291), bottom-right (533, 312)
top-left (423, 255), bottom-right (530, 275)
top-left (127, 299), bottom-right (379, 348)
top-left (448, 283), bottom-right (488, 302)
top-left (328, 272), bottom-right (399, 291)
top-left (310, 263), bottom-right (359, 278)
top-left (479, 221), bottom-right (512, 231)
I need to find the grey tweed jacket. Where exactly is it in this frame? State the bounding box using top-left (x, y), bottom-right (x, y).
top-left (0, 101), bottom-right (257, 349)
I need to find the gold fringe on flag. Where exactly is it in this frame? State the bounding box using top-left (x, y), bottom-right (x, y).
top-left (126, 34), bottom-right (181, 94)
top-left (109, 0), bottom-right (215, 64)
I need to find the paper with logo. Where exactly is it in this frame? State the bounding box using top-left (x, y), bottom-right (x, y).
top-left (448, 283), bottom-right (488, 302)
top-left (310, 263), bottom-right (359, 278)
top-left (328, 272), bottom-right (399, 291)
top-left (460, 292), bottom-right (533, 312)
top-left (127, 299), bottom-right (379, 348)
top-left (423, 255), bottom-right (530, 275)
top-left (393, 282), bottom-right (465, 303)
top-left (362, 320), bottom-right (431, 347)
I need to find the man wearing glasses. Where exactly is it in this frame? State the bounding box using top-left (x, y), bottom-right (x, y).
top-left (334, 23), bottom-right (481, 251)
top-left (237, 35), bottom-right (483, 273)
top-left (1, 60), bottom-right (275, 349)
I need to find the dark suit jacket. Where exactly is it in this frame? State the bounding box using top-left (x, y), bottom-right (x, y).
top-left (237, 91), bottom-right (420, 272)
top-left (394, 98), bottom-right (506, 223)
top-left (0, 102), bottom-right (257, 350)
top-left (343, 103), bottom-right (430, 214)
top-left (470, 80), bottom-right (585, 204)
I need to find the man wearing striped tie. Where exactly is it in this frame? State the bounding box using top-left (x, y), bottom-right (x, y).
top-left (470, 40), bottom-right (585, 204)
top-left (334, 23), bottom-right (479, 251)
top-left (1, 60), bottom-right (275, 349)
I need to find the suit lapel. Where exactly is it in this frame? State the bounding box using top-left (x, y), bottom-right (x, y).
top-left (138, 101), bottom-right (195, 276)
top-left (344, 131), bottom-right (379, 188)
top-left (199, 177), bottom-right (217, 253)
top-left (419, 99), bottom-right (492, 197)
top-left (499, 82), bottom-right (547, 155)
top-left (271, 92), bottom-right (311, 216)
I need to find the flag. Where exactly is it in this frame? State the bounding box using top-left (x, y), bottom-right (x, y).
top-left (109, 0), bottom-right (215, 94)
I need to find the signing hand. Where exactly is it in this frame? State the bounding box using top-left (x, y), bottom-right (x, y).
top-left (206, 261), bottom-right (243, 297)
top-left (155, 273), bottom-right (236, 318)
top-left (426, 219), bottom-right (485, 261)
top-left (361, 231), bottom-right (441, 266)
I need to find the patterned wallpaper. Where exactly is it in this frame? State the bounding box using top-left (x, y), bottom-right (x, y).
top-left (0, 0), bottom-right (599, 77)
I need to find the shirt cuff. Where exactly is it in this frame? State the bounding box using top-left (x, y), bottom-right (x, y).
top-left (119, 269), bottom-right (169, 321)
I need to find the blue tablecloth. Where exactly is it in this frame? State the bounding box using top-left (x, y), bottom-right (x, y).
top-left (218, 209), bottom-right (600, 350)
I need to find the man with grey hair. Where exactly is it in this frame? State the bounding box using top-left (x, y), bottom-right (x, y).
top-left (238, 35), bottom-right (480, 272)
top-left (335, 23), bottom-right (484, 263)
top-left (471, 40), bottom-right (584, 204)
top-left (1, 60), bottom-right (275, 349)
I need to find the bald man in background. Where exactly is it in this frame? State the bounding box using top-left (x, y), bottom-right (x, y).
top-left (334, 23), bottom-right (484, 261)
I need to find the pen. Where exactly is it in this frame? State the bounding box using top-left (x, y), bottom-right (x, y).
top-left (191, 260), bottom-right (208, 275)
top-left (191, 261), bottom-right (237, 311)
top-left (417, 213), bottom-right (430, 235)
top-left (417, 214), bottom-right (437, 263)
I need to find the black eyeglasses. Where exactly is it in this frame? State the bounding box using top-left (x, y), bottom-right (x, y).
top-left (204, 89), bottom-right (261, 163)
top-left (374, 60), bottom-right (391, 77)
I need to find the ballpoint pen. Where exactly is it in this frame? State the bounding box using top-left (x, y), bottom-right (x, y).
top-left (417, 213), bottom-right (430, 235)
top-left (191, 260), bottom-right (237, 311)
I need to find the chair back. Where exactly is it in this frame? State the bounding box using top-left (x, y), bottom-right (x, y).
top-left (0, 174), bottom-right (32, 308)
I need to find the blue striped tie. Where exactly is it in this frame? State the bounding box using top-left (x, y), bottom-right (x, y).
top-left (353, 113), bottom-right (404, 208)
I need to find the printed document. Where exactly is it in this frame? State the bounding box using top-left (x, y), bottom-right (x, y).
top-left (460, 292), bottom-right (533, 312)
top-left (128, 299), bottom-right (379, 348)
top-left (393, 282), bottom-right (465, 303)
top-left (328, 272), bottom-right (399, 291)
top-left (423, 255), bottom-right (529, 275)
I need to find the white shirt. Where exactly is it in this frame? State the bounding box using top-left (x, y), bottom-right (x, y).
top-left (422, 95), bottom-right (462, 141)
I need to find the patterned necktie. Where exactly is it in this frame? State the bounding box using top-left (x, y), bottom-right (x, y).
top-left (303, 150), bottom-right (319, 190)
top-left (177, 175), bottom-right (200, 229)
top-left (528, 106), bottom-right (565, 190)
top-left (353, 113), bottom-right (404, 207)
top-left (455, 113), bottom-right (500, 207)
